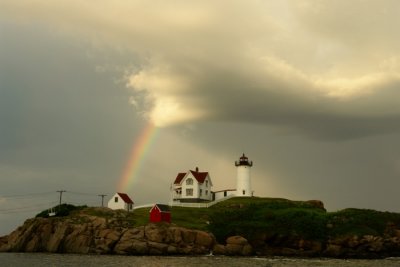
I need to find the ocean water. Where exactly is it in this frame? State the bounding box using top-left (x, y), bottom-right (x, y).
top-left (1, 253), bottom-right (400, 267)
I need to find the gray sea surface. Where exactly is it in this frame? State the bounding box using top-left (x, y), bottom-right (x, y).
top-left (1, 253), bottom-right (400, 267)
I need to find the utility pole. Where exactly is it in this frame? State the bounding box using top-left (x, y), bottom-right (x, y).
top-left (56, 190), bottom-right (66, 207)
top-left (98, 194), bottom-right (107, 207)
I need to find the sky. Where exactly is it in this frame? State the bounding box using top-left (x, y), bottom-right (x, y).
top-left (1, 0), bottom-right (400, 235)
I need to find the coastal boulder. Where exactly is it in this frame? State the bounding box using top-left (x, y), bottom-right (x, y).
top-left (225, 236), bottom-right (253, 256)
top-left (195, 231), bottom-right (214, 247)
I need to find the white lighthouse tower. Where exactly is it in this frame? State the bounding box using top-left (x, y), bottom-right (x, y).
top-left (235, 153), bottom-right (253, 197)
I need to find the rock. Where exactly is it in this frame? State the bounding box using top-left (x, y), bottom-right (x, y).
top-left (177, 245), bottom-right (194, 254)
top-left (281, 247), bottom-right (299, 256)
top-left (148, 241), bottom-right (168, 254)
top-left (364, 236), bottom-right (383, 252)
top-left (46, 223), bottom-right (70, 253)
top-left (195, 231), bottom-right (214, 247)
top-left (226, 236), bottom-right (248, 246)
top-left (181, 228), bottom-right (196, 244)
top-left (0, 209), bottom-right (215, 256)
top-left (171, 228), bottom-right (183, 244)
top-left (310, 241), bottom-right (322, 253)
top-left (0, 235), bottom-right (9, 252)
top-left (91, 217), bottom-right (106, 229)
top-left (324, 244), bottom-right (343, 257)
top-left (167, 245), bottom-right (178, 254)
top-left (213, 244), bottom-right (226, 255)
top-left (25, 235), bottom-right (40, 252)
top-left (225, 236), bottom-right (253, 255)
top-left (64, 233), bottom-right (91, 254)
top-left (120, 228), bottom-right (143, 241)
top-left (145, 224), bottom-right (167, 243)
top-left (347, 236), bottom-right (360, 248)
top-left (114, 240), bottom-right (133, 255)
top-left (225, 243), bottom-right (243, 255)
top-left (242, 244), bottom-right (253, 255)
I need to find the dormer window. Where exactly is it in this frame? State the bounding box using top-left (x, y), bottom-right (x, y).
top-left (186, 178), bottom-right (193, 185)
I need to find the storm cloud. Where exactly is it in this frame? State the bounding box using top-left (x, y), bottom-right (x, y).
top-left (2, 1), bottom-right (400, 138)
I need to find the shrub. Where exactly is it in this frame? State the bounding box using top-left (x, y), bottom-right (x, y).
top-left (36, 204), bottom-right (87, 218)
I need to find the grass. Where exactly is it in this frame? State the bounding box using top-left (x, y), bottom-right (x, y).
top-left (327, 208), bottom-right (400, 237)
top-left (208, 197), bottom-right (327, 242)
top-left (35, 197), bottom-right (400, 245)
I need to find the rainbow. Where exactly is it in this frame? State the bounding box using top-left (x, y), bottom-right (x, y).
top-left (117, 122), bottom-right (159, 192)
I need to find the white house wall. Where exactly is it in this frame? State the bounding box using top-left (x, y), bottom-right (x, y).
top-left (214, 190), bottom-right (236, 201)
top-left (181, 173), bottom-right (199, 199)
top-left (197, 176), bottom-right (212, 201)
top-left (108, 193), bottom-right (126, 210)
top-left (177, 173), bottom-right (213, 201)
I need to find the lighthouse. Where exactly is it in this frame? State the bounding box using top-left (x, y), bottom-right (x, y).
top-left (235, 153), bottom-right (253, 197)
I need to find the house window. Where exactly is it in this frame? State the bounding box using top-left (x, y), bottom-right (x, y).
top-left (186, 189), bottom-right (193, 196)
top-left (242, 190), bottom-right (245, 195)
top-left (206, 180), bottom-right (208, 187)
top-left (186, 178), bottom-right (193, 185)
top-left (200, 189), bottom-right (202, 196)
top-left (115, 197), bottom-right (118, 202)
top-left (224, 191), bottom-right (227, 197)
top-left (206, 190), bottom-right (208, 195)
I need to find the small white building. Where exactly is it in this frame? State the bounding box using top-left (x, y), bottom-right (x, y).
top-left (171, 167), bottom-right (213, 203)
top-left (213, 189), bottom-right (237, 201)
top-left (108, 192), bottom-right (134, 211)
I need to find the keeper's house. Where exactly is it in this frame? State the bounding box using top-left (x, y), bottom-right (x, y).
top-left (171, 167), bottom-right (213, 203)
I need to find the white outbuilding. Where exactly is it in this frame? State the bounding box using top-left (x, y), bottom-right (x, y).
top-left (108, 192), bottom-right (134, 211)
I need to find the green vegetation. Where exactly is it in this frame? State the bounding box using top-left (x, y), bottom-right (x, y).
top-left (327, 208), bottom-right (400, 237)
top-left (208, 198), bottom-right (327, 243)
top-left (35, 197), bottom-right (400, 245)
top-left (36, 204), bottom-right (87, 218)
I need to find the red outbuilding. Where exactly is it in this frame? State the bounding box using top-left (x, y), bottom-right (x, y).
top-left (149, 204), bottom-right (171, 223)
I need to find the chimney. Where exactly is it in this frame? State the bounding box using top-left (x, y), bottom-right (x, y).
top-left (195, 167), bottom-right (199, 172)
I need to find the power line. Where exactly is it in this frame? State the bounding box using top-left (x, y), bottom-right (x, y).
top-left (0, 201), bottom-right (59, 214)
top-left (68, 191), bottom-right (99, 197)
top-left (0, 190), bottom-right (114, 211)
top-left (0, 191), bottom-right (55, 199)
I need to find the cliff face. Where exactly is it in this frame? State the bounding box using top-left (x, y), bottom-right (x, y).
top-left (0, 213), bottom-right (218, 255)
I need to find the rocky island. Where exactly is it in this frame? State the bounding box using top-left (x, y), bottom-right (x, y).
top-left (1, 197), bottom-right (400, 258)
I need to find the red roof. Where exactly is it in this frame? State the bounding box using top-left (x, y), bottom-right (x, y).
top-left (117, 193), bottom-right (134, 204)
top-left (190, 170), bottom-right (208, 183)
top-left (151, 204), bottom-right (170, 213)
top-left (173, 172), bottom-right (186, 184)
top-left (173, 169), bottom-right (209, 184)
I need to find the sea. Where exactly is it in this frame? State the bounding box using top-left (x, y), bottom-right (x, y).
top-left (1, 253), bottom-right (400, 267)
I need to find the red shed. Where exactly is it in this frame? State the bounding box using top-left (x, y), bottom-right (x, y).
top-left (149, 204), bottom-right (171, 223)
